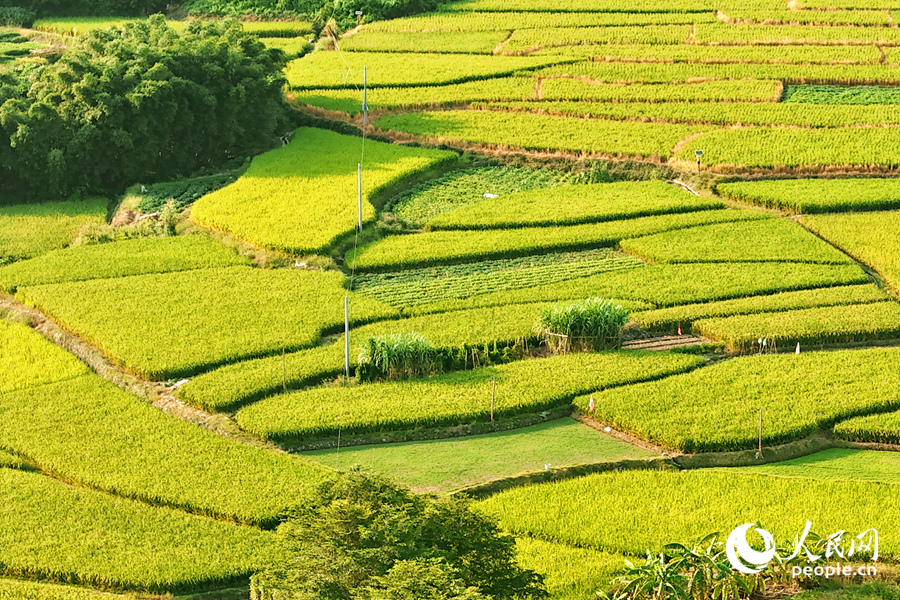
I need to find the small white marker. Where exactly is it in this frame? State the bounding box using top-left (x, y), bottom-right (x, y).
top-left (483, 193), bottom-right (499, 198)
top-left (796, 342), bottom-right (801, 354)
top-left (604, 426), bottom-right (611, 433)
top-left (544, 463), bottom-right (551, 470)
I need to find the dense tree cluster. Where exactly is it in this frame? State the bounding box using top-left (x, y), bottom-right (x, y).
top-left (251, 469), bottom-right (547, 600)
top-left (0, 15), bottom-right (287, 199)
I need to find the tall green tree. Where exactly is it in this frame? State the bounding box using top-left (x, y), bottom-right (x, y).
top-left (0, 15), bottom-right (287, 198)
top-left (251, 469), bottom-right (546, 600)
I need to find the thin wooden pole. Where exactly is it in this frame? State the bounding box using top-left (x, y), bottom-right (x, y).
top-left (357, 164), bottom-right (363, 231)
top-left (344, 297), bottom-right (350, 378)
top-left (363, 66), bottom-right (368, 126)
top-left (491, 377), bottom-right (496, 422)
top-left (758, 408), bottom-right (763, 456)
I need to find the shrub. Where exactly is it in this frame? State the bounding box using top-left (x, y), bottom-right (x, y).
top-left (356, 332), bottom-right (442, 382)
top-left (535, 298), bottom-right (629, 353)
top-left (0, 6), bottom-right (35, 26)
top-left (250, 469), bottom-right (546, 600)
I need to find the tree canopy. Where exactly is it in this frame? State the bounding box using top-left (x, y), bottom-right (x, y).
top-left (0, 15), bottom-right (287, 199)
top-left (251, 469), bottom-right (547, 600)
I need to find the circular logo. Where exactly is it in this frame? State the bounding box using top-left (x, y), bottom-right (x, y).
top-left (726, 523), bottom-right (777, 574)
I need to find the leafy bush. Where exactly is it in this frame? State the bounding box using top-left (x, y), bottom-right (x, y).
top-left (251, 469), bottom-right (545, 600)
top-left (1, 16), bottom-right (288, 198)
top-left (535, 298), bottom-right (629, 353)
top-left (357, 332), bottom-right (442, 382)
top-left (0, 6), bottom-right (35, 26)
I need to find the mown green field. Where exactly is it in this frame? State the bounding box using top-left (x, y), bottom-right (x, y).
top-left (303, 417), bottom-right (653, 492)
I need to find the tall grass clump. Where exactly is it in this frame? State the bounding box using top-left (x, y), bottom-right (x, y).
top-left (356, 332), bottom-right (442, 382)
top-left (535, 298), bottom-right (629, 353)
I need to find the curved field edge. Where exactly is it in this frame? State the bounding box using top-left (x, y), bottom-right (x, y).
top-left (574, 347), bottom-right (900, 453)
top-left (0, 468), bottom-right (283, 594)
top-left (233, 351), bottom-right (707, 444)
top-left (191, 127), bottom-right (458, 255)
top-left (477, 468), bottom-right (900, 557)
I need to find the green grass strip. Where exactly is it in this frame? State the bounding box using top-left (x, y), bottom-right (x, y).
top-left (178, 302), bottom-right (570, 412)
top-left (632, 284), bottom-right (888, 330)
top-left (620, 218), bottom-right (854, 265)
top-left (303, 417), bottom-right (653, 493)
top-left (192, 127), bottom-right (456, 255)
top-left (694, 301), bottom-right (900, 351)
top-left (376, 110), bottom-right (713, 158)
top-left (426, 181), bottom-right (722, 231)
top-left (0, 468), bottom-right (282, 593)
top-left (0, 319), bottom-right (89, 394)
top-left (836, 411), bottom-right (900, 445)
top-left (408, 262), bottom-right (870, 315)
top-left (234, 351), bottom-right (705, 443)
top-left (478, 469), bottom-right (900, 557)
top-left (0, 198), bottom-right (107, 263)
top-left (575, 347), bottom-right (900, 452)
top-left (17, 266), bottom-right (396, 381)
top-left (347, 209), bottom-right (769, 272)
top-left (0, 235), bottom-right (249, 292)
top-left (802, 211), bottom-right (900, 294)
top-left (0, 449), bottom-right (26, 471)
top-left (719, 178), bottom-right (900, 214)
top-left (731, 449), bottom-right (900, 485)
